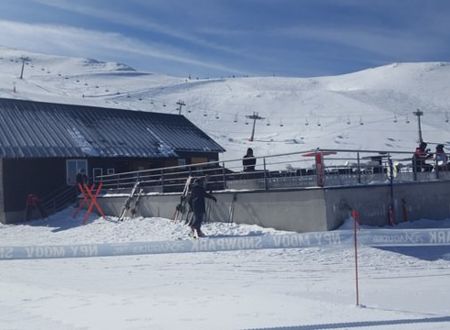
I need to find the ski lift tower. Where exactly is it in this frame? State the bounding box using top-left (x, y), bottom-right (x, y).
top-left (176, 100), bottom-right (186, 115)
top-left (19, 56), bottom-right (31, 79)
top-left (413, 109), bottom-right (424, 143)
top-left (246, 111), bottom-right (265, 141)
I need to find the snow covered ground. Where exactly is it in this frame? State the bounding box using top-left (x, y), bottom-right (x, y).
top-left (1, 210), bottom-right (450, 329)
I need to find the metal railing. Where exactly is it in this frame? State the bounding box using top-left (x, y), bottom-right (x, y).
top-left (95, 148), bottom-right (450, 193)
top-left (41, 185), bottom-right (78, 214)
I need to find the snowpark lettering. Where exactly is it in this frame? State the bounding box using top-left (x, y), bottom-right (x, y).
top-left (272, 234), bottom-right (311, 247)
top-left (429, 230), bottom-right (450, 244)
top-left (69, 245), bottom-right (99, 257)
top-left (23, 245), bottom-right (98, 258)
top-left (192, 237), bottom-right (263, 252)
top-left (25, 246), bottom-right (66, 258)
top-left (369, 232), bottom-right (424, 245)
top-left (313, 232), bottom-right (342, 246)
top-left (0, 247), bottom-right (13, 259)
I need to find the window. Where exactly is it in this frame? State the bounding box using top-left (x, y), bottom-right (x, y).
top-left (66, 159), bottom-right (88, 185)
top-left (92, 168), bottom-right (103, 183)
top-left (107, 168), bottom-right (115, 175)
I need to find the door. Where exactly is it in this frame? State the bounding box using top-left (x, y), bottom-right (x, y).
top-left (92, 168), bottom-right (103, 183)
top-left (66, 159), bottom-right (88, 185)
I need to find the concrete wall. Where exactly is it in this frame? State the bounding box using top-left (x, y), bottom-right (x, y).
top-left (96, 180), bottom-right (450, 233)
top-left (324, 180), bottom-right (450, 229)
top-left (98, 189), bottom-right (330, 232)
top-left (212, 189), bottom-right (328, 232)
top-left (98, 189), bottom-right (329, 232)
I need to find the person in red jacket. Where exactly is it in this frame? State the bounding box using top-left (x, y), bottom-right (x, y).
top-left (25, 194), bottom-right (47, 221)
top-left (412, 142), bottom-right (433, 172)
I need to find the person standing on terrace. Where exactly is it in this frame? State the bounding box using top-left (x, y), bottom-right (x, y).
top-left (243, 148), bottom-right (256, 172)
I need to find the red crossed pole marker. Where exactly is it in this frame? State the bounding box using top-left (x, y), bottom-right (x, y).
top-left (72, 182), bottom-right (106, 224)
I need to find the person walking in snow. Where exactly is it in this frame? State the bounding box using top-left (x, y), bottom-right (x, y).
top-left (188, 178), bottom-right (217, 237)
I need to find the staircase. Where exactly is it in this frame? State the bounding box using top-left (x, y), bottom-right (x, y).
top-left (40, 185), bottom-right (78, 216)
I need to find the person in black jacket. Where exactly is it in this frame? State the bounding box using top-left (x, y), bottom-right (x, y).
top-left (188, 178), bottom-right (217, 237)
top-left (76, 169), bottom-right (88, 186)
top-left (242, 148), bottom-right (256, 172)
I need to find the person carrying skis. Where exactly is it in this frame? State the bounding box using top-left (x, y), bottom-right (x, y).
top-left (188, 178), bottom-right (217, 237)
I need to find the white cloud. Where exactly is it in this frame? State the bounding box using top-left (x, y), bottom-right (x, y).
top-left (273, 24), bottom-right (446, 59)
top-left (0, 19), bottom-right (244, 74)
top-left (32, 0), bottom-right (244, 57)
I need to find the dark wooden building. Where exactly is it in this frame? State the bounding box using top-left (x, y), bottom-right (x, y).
top-left (0, 97), bottom-right (224, 223)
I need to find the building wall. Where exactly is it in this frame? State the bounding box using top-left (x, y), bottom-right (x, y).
top-left (0, 159), bottom-right (4, 223)
top-left (88, 154), bottom-right (219, 180)
top-left (0, 152), bottom-right (220, 224)
top-left (2, 158), bottom-right (67, 212)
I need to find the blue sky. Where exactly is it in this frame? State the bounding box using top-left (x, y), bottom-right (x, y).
top-left (0, 0), bottom-right (449, 77)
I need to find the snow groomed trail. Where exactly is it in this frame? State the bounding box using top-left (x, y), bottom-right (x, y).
top-left (1, 228), bottom-right (449, 260)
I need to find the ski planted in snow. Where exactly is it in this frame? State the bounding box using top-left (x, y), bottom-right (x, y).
top-left (130, 188), bottom-right (144, 218)
top-left (118, 181), bottom-right (140, 221)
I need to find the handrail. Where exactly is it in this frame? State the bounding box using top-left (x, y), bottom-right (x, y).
top-left (41, 185), bottom-right (78, 215)
top-left (96, 148), bottom-right (450, 192)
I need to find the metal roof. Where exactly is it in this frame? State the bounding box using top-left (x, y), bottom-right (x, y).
top-left (0, 98), bottom-right (225, 159)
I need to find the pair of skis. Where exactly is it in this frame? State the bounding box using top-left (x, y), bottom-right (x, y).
top-left (173, 176), bottom-right (193, 222)
top-left (173, 176), bottom-right (204, 239)
top-left (118, 181), bottom-right (144, 221)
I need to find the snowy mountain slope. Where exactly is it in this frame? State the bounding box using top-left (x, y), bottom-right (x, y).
top-left (1, 47), bottom-right (450, 161)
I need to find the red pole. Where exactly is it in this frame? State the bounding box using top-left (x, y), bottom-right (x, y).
top-left (72, 183), bottom-right (90, 218)
top-left (352, 209), bottom-right (360, 306)
top-left (82, 182), bottom-right (105, 224)
top-left (315, 151), bottom-right (325, 187)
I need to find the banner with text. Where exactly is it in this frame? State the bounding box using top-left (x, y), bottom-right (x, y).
top-left (1, 228), bottom-right (450, 260)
